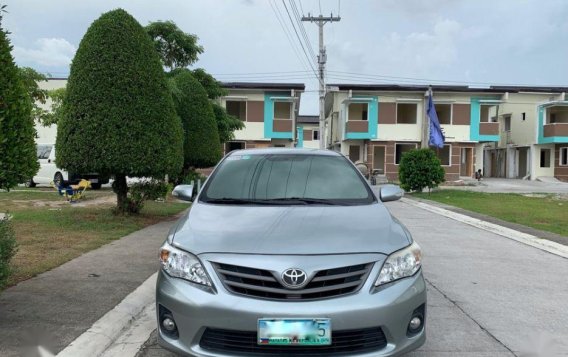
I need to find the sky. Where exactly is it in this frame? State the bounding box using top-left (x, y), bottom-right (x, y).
top-left (3, 0), bottom-right (568, 114)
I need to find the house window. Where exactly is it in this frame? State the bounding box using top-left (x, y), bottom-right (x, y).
top-left (504, 116), bottom-right (511, 132)
top-left (274, 102), bottom-right (291, 120)
top-left (395, 143), bottom-right (416, 164)
top-left (435, 145), bottom-right (451, 166)
top-left (540, 149), bottom-right (551, 168)
top-left (313, 130), bottom-right (319, 141)
top-left (226, 101), bottom-right (246, 121)
top-left (436, 104), bottom-right (452, 125)
top-left (348, 103), bottom-right (368, 121)
top-left (396, 103), bottom-right (417, 124)
top-left (480, 105), bottom-right (497, 123)
top-left (560, 147), bottom-right (568, 166)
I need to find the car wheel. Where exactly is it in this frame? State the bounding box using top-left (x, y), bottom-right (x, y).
top-left (54, 172), bottom-right (64, 187)
top-left (91, 183), bottom-right (102, 190)
top-left (25, 179), bottom-right (36, 188)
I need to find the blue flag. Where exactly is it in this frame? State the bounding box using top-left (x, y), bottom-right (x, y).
top-left (427, 90), bottom-right (445, 148)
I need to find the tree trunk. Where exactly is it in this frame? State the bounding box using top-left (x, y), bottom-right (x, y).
top-left (113, 174), bottom-right (128, 212)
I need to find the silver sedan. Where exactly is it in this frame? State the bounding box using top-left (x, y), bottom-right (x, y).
top-left (157, 149), bottom-right (426, 356)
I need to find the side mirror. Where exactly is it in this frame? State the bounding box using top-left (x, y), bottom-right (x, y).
top-left (172, 184), bottom-right (194, 202)
top-left (380, 184), bottom-right (404, 202)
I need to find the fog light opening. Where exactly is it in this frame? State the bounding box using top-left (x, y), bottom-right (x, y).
top-left (407, 313), bottom-right (424, 334)
top-left (159, 305), bottom-right (179, 339)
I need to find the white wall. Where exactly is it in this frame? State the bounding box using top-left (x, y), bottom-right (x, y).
top-left (233, 122), bottom-right (264, 140)
top-left (36, 79), bottom-right (67, 144)
top-left (531, 143), bottom-right (555, 179)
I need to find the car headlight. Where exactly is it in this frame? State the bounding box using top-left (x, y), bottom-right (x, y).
top-left (375, 241), bottom-right (422, 286)
top-left (159, 242), bottom-right (212, 287)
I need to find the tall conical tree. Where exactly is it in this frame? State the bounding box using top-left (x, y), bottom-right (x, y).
top-left (0, 6), bottom-right (39, 191)
top-left (170, 70), bottom-right (221, 170)
top-left (56, 9), bottom-right (183, 211)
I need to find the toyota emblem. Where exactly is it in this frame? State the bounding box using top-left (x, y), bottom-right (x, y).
top-left (281, 268), bottom-right (308, 289)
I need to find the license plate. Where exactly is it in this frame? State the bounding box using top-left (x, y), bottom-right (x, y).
top-left (258, 318), bottom-right (331, 346)
top-left (89, 178), bottom-right (98, 183)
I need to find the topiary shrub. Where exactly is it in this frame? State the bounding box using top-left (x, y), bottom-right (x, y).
top-left (398, 148), bottom-right (445, 193)
top-left (170, 69), bottom-right (221, 170)
top-left (56, 9), bottom-right (183, 212)
top-left (118, 179), bottom-right (171, 214)
top-left (0, 10), bottom-right (39, 191)
top-left (0, 216), bottom-right (17, 289)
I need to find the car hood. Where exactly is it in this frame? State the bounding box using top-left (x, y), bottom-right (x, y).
top-left (171, 202), bottom-right (411, 255)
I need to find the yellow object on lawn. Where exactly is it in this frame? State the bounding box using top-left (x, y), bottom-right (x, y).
top-left (52, 179), bottom-right (91, 203)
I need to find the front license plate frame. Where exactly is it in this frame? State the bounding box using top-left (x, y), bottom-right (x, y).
top-left (257, 318), bottom-right (332, 346)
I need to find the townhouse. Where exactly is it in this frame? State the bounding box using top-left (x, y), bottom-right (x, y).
top-left (220, 82), bottom-right (305, 153)
top-left (323, 84), bottom-right (568, 182)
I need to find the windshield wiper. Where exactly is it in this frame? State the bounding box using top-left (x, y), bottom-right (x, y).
top-left (203, 198), bottom-right (267, 205)
top-left (261, 197), bottom-right (337, 205)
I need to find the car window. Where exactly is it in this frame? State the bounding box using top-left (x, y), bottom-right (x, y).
top-left (201, 154), bottom-right (374, 205)
top-left (37, 145), bottom-right (53, 160)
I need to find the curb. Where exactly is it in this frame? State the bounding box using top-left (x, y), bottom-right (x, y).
top-left (401, 197), bottom-right (568, 259)
top-left (57, 273), bottom-right (157, 357)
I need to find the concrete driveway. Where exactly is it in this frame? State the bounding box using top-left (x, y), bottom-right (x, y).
top-left (136, 198), bottom-right (568, 357)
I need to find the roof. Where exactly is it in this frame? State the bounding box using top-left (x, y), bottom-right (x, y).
top-left (297, 115), bottom-right (319, 124)
top-left (328, 84), bottom-right (568, 94)
top-left (221, 82), bottom-right (305, 91)
top-left (228, 148), bottom-right (339, 156)
top-left (328, 84), bottom-right (504, 93)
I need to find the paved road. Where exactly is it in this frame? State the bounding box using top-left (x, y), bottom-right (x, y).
top-left (137, 199), bottom-right (568, 356)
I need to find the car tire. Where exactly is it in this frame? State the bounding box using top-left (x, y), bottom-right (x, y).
top-left (54, 172), bottom-right (64, 187)
top-left (91, 183), bottom-right (102, 190)
top-left (25, 179), bottom-right (36, 188)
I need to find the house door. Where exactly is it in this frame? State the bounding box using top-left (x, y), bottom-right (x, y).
top-left (373, 146), bottom-right (385, 174)
top-left (517, 147), bottom-right (529, 179)
top-left (460, 148), bottom-right (473, 177)
top-left (349, 145), bottom-right (361, 162)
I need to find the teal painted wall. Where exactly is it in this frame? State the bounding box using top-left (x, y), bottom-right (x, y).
top-left (297, 126), bottom-right (304, 148)
top-left (537, 104), bottom-right (568, 144)
top-left (264, 93), bottom-right (293, 139)
top-left (470, 97), bottom-right (500, 142)
top-left (345, 96), bottom-right (378, 140)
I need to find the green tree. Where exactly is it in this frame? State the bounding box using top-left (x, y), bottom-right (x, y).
top-left (192, 68), bottom-right (227, 99)
top-left (398, 148), bottom-right (445, 193)
top-left (18, 67), bottom-right (49, 116)
top-left (0, 7), bottom-right (39, 191)
top-left (56, 9), bottom-right (183, 211)
top-left (171, 70), bottom-right (221, 169)
top-left (40, 87), bottom-right (65, 126)
top-left (145, 20), bottom-right (203, 70)
top-left (212, 103), bottom-right (245, 143)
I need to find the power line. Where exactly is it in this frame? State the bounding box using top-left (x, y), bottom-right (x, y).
top-left (268, 0), bottom-right (313, 76)
top-left (290, 0), bottom-right (317, 62)
top-left (281, 0), bottom-right (322, 85)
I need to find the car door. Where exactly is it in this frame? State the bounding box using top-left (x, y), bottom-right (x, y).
top-left (34, 144), bottom-right (56, 184)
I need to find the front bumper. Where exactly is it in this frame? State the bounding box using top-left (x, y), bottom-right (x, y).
top-left (156, 260), bottom-right (426, 357)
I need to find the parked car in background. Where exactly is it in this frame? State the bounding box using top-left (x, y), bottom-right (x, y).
top-left (27, 144), bottom-right (109, 189)
top-left (157, 148), bottom-right (425, 357)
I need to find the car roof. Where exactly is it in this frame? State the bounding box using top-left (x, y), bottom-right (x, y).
top-left (227, 148), bottom-right (341, 157)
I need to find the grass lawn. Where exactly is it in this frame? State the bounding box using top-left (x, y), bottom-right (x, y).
top-left (0, 189), bottom-right (189, 287)
top-left (412, 190), bottom-right (568, 236)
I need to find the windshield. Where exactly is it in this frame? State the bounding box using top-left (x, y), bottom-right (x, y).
top-left (200, 154), bottom-right (374, 205)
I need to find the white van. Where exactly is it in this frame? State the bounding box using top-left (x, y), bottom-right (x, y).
top-left (28, 144), bottom-right (108, 189)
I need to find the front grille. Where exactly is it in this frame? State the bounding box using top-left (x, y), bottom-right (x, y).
top-left (200, 327), bottom-right (387, 356)
top-left (212, 262), bottom-right (373, 300)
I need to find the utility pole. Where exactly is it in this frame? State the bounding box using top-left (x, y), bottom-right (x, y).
top-left (302, 13), bottom-right (340, 149)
